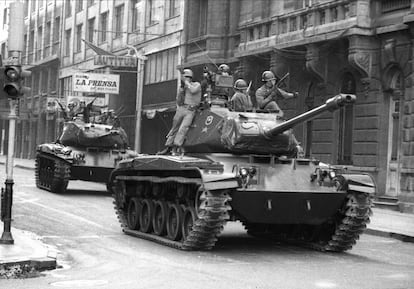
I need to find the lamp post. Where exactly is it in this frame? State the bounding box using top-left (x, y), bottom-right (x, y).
top-left (127, 45), bottom-right (147, 153)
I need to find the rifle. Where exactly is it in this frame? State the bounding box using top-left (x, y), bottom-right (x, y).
top-left (246, 81), bottom-right (252, 96)
top-left (55, 99), bottom-right (69, 120)
top-left (275, 72), bottom-right (289, 88)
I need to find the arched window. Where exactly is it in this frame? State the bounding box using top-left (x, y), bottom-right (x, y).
top-left (338, 72), bottom-right (355, 164)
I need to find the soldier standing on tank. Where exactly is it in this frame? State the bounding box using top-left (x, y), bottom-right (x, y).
top-left (230, 79), bottom-right (253, 112)
top-left (255, 70), bottom-right (298, 117)
top-left (56, 100), bottom-right (76, 121)
top-left (158, 68), bottom-right (201, 155)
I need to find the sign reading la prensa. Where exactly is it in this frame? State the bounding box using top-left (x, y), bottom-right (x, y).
top-left (73, 73), bottom-right (120, 94)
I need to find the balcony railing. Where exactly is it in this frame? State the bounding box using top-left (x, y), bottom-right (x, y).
top-left (238, 0), bottom-right (358, 54)
top-left (381, 0), bottom-right (410, 13)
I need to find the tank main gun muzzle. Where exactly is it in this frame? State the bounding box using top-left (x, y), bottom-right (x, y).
top-left (264, 94), bottom-right (356, 138)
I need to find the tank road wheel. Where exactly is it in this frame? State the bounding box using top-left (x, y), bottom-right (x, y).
top-left (139, 199), bottom-right (154, 233)
top-left (182, 206), bottom-right (197, 240)
top-left (167, 203), bottom-right (183, 241)
top-left (127, 198), bottom-right (141, 230)
top-left (152, 200), bottom-right (168, 236)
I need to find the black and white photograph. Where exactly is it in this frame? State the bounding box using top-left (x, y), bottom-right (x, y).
top-left (0, 0), bottom-right (413, 288)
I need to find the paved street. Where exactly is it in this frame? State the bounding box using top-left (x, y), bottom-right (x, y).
top-left (1, 166), bottom-right (414, 289)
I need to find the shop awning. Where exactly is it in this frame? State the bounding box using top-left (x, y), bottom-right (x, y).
top-left (143, 101), bottom-right (176, 119)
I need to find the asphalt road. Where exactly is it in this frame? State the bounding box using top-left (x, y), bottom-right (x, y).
top-left (1, 167), bottom-right (414, 289)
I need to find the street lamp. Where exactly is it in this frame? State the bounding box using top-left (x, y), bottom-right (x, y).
top-left (127, 45), bottom-right (147, 153)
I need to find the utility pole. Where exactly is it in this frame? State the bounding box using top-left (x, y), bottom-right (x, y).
top-left (0, 1), bottom-right (31, 244)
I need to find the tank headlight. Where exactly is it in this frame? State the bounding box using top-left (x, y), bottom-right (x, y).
top-left (240, 168), bottom-right (248, 176)
top-left (329, 171), bottom-right (336, 179)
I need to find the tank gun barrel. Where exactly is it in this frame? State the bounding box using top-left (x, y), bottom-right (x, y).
top-left (264, 94), bottom-right (356, 138)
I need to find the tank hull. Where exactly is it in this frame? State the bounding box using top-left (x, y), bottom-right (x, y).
top-left (35, 143), bottom-right (138, 193)
top-left (109, 153), bottom-right (374, 251)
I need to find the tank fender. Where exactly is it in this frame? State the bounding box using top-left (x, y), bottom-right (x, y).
top-left (341, 173), bottom-right (376, 194)
top-left (199, 171), bottom-right (239, 191)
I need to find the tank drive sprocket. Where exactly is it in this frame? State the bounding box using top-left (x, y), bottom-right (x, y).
top-left (111, 174), bottom-right (231, 250)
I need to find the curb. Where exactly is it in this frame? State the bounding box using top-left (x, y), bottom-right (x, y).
top-left (0, 257), bottom-right (56, 279)
top-left (365, 228), bottom-right (414, 243)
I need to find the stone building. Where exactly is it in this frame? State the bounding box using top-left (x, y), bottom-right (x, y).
top-left (179, 0), bottom-right (413, 212)
top-left (0, 0), bottom-right (185, 155)
top-left (0, 0), bottom-right (413, 212)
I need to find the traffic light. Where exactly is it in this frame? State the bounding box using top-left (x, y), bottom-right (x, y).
top-left (3, 65), bottom-right (31, 99)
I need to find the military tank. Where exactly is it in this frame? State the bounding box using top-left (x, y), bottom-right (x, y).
top-left (109, 93), bottom-right (374, 251)
top-left (35, 119), bottom-right (138, 194)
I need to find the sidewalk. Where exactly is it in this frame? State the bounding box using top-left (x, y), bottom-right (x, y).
top-left (0, 156), bottom-right (413, 277)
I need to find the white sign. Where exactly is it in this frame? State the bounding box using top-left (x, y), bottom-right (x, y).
top-left (73, 73), bottom-right (120, 94)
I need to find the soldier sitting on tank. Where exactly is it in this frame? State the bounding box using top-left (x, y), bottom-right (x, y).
top-left (158, 68), bottom-right (201, 156)
top-left (230, 79), bottom-right (253, 112)
top-left (255, 70), bottom-right (298, 117)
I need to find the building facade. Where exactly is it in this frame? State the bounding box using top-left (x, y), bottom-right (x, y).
top-left (0, 0), bottom-right (413, 212)
top-left (178, 0), bottom-right (414, 212)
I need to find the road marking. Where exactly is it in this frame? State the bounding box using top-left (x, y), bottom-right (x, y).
top-left (315, 280), bottom-right (338, 288)
top-left (14, 196), bottom-right (105, 229)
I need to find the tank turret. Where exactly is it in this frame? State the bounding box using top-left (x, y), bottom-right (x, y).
top-left (184, 93), bottom-right (355, 155)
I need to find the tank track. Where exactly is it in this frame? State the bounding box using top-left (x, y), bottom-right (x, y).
top-left (35, 152), bottom-right (71, 194)
top-left (243, 190), bottom-right (373, 252)
top-left (111, 173), bottom-right (231, 250)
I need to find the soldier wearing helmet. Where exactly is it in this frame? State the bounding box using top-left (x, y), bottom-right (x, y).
top-left (159, 68), bottom-right (201, 155)
top-left (218, 64), bottom-right (230, 75)
top-left (230, 79), bottom-right (253, 112)
top-left (255, 70), bottom-right (298, 117)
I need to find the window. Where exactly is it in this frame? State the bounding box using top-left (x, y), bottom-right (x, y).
top-left (76, 0), bottom-right (83, 13)
top-left (45, 21), bottom-right (51, 47)
top-left (87, 0), bottom-right (95, 7)
top-left (53, 17), bottom-right (60, 43)
top-left (37, 26), bottom-right (43, 59)
top-left (65, 0), bottom-right (71, 17)
top-left (131, 0), bottom-right (140, 31)
top-left (29, 30), bottom-right (34, 52)
top-left (147, 0), bottom-right (160, 25)
top-left (64, 29), bottom-right (71, 56)
top-left (39, 0), bottom-right (44, 9)
top-left (88, 17), bottom-right (95, 43)
top-left (196, 0), bottom-right (207, 37)
top-left (24, 0), bottom-right (29, 17)
top-left (100, 12), bottom-right (108, 43)
top-left (3, 8), bottom-right (7, 29)
top-left (168, 0), bottom-right (180, 18)
top-left (76, 24), bottom-right (82, 52)
top-left (114, 4), bottom-right (124, 38)
top-left (31, 0), bottom-right (36, 12)
top-left (1, 43), bottom-right (5, 59)
top-left (145, 48), bottom-right (178, 84)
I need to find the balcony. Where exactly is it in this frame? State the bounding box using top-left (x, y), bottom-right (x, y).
top-left (237, 0), bottom-right (371, 57)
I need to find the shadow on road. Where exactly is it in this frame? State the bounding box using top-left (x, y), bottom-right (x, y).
top-left (63, 189), bottom-right (110, 196)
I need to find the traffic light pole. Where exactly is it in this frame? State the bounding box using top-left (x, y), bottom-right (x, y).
top-left (0, 99), bottom-right (17, 244)
top-left (0, 1), bottom-right (26, 245)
